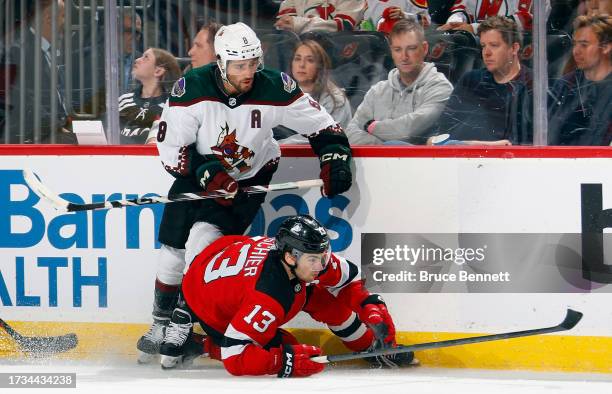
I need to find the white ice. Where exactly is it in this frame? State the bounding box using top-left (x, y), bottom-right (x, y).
top-left (0, 358), bottom-right (610, 394)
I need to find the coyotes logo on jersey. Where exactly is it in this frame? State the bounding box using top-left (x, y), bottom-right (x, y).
top-left (210, 122), bottom-right (255, 173)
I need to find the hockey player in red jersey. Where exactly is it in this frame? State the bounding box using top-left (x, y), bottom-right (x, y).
top-left (158, 215), bottom-right (413, 376)
top-left (136, 21), bottom-right (353, 362)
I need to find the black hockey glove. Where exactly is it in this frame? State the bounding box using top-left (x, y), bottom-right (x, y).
top-left (195, 161), bottom-right (238, 207)
top-left (318, 144), bottom-right (352, 197)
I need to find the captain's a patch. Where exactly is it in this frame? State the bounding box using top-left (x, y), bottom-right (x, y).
top-left (281, 72), bottom-right (296, 93)
top-left (171, 77), bottom-right (186, 97)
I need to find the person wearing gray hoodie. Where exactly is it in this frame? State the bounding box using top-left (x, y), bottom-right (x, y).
top-left (345, 19), bottom-right (453, 145)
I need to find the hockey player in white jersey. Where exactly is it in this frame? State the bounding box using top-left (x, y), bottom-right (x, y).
top-left (136, 22), bottom-right (353, 362)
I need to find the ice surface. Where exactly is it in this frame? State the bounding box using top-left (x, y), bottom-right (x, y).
top-left (0, 357), bottom-right (610, 394)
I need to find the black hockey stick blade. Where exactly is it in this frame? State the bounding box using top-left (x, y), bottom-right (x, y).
top-left (311, 308), bottom-right (583, 364)
top-left (0, 318), bottom-right (78, 355)
top-left (22, 169), bottom-right (323, 212)
top-left (559, 308), bottom-right (583, 330)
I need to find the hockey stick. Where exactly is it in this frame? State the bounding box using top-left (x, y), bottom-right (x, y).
top-left (22, 169), bottom-right (323, 212)
top-left (0, 318), bottom-right (78, 355)
top-left (311, 308), bottom-right (583, 364)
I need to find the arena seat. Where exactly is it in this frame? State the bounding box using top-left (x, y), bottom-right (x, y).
top-left (519, 30), bottom-right (573, 81)
top-left (425, 29), bottom-right (481, 84)
top-left (256, 29), bottom-right (301, 73)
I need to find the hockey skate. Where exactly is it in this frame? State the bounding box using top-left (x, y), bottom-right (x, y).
top-left (136, 318), bottom-right (169, 364)
top-left (159, 307), bottom-right (194, 369)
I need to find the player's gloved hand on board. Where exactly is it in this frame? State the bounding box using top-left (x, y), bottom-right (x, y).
top-left (359, 294), bottom-right (396, 348)
top-left (273, 344), bottom-right (325, 378)
top-left (318, 144), bottom-right (352, 197)
top-left (196, 161), bottom-right (238, 207)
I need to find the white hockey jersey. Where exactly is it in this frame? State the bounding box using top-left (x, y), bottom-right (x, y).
top-left (277, 0), bottom-right (366, 33)
top-left (364, 0), bottom-right (430, 27)
top-left (446, 0), bottom-right (551, 31)
top-left (157, 64), bottom-right (344, 181)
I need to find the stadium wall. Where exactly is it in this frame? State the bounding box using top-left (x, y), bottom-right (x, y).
top-left (0, 145), bottom-right (611, 373)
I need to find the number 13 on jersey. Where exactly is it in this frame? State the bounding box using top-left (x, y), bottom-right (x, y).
top-left (244, 304), bottom-right (276, 333)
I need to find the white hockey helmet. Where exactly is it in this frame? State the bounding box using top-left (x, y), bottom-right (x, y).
top-left (214, 22), bottom-right (264, 80)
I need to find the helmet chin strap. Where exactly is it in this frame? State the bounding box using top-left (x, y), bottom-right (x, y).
top-left (282, 250), bottom-right (301, 278)
top-left (221, 72), bottom-right (243, 95)
top-left (216, 60), bottom-right (242, 95)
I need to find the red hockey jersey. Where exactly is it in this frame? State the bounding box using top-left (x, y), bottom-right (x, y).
top-left (181, 235), bottom-right (365, 376)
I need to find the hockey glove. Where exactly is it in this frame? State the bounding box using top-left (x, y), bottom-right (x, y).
top-left (275, 344), bottom-right (325, 378)
top-left (319, 144), bottom-right (352, 197)
top-left (195, 161), bottom-right (238, 207)
top-left (359, 294), bottom-right (396, 348)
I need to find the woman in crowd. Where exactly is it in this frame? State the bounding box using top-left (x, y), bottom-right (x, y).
top-left (277, 39), bottom-right (352, 144)
top-left (118, 47), bottom-right (181, 144)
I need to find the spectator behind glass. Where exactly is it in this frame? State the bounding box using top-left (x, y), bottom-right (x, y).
top-left (187, 21), bottom-right (222, 70)
top-left (120, 12), bottom-right (143, 93)
top-left (561, 1), bottom-right (611, 74)
top-left (145, 21), bottom-right (222, 144)
top-left (580, 0), bottom-right (612, 16)
top-left (549, 15), bottom-right (611, 146)
top-left (118, 48), bottom-right (180, 145)
top-left (430, 16), bottom-right (533, 145)
top-left (362, 0), bottom-right (430, 32)
top-left (277, 40), bottom-right (352, 144)
top-left (437, 0), bottom-right (550, 33)
top-left (274, 0), bottom-right (366, 33)
top-left (3, 0), bottom-right (76, 144)
top-left (345, 18), bottom-right (452, 145)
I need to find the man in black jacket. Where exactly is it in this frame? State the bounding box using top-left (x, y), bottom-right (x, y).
top-left (433, 16), bottom-right (533, 145)
top-left (3, 0), bottom-right (76, 144)
top-left (548, 14), bottom-right (611, 146)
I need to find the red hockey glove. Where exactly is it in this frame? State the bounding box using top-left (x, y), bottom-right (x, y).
top-left (359, 294), bottom-right (396, 348)
top-left (319, 144), bottom-right (352, 198)
top-left (274, 344), bottom-right (325, 378)
top-left (196, 161), bottom-right (238, 207)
